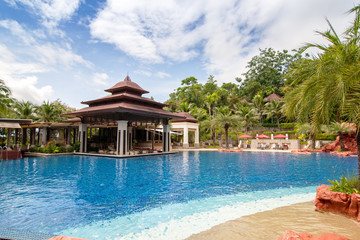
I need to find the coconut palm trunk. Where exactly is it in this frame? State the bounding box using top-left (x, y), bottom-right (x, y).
top-left (212, 131), bottom-right (216, 146)
top-left (276, 113), bottom-right (280, 130)
top-left (338, 131), bottom-right (346, 151)
top-left (310, 132), bottom-right (316, 149)
top-left (224, 124), bottom-right (230, 149)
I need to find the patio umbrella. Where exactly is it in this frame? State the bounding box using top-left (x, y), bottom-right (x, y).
top-left (238, 134), bottom-right (252, 139)
top-left (256, 134), bottom-right (270, 139)
top-left (274, 134), bottom-right (286, 139)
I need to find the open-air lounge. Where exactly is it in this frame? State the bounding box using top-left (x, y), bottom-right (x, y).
top-left (61, 75), bottom-right (187, 156)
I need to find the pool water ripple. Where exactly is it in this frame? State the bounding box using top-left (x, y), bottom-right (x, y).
top-left (0, 151), bottom-right (357, 238)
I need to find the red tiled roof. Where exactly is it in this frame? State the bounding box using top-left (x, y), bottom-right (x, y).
top-left (63, 102), bottom-right (183, 119)
top-left (171, 111), bottom-right (198, 123)
top-left (81, 92), bottom-right (167, 107)
top-left (105, 75), bottom-right (149, 94)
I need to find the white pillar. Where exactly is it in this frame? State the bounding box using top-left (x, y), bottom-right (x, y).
top-left (183, 125), bottom-right (189, 148)
top-left (116, 121), bottom-right (128, 155)
top-left (78, 123), bottom-right (87, 153)
top-left (162, 124), bottom-right (171, 152)
top-left (127, 126), bottom-right (133, 151)
top-left (194, 126), bottom-right (200, 148)
top-left (286, 133), bottom-right (289, 140)
top-left (271, 134), bottom-right (274, 140)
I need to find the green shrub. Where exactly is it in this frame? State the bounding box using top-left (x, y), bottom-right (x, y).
top-left (66, 146), bottom-right (74, 152)
top-left (262, 123), bottom-right (278, 127)
top-left (205, 146), bottom-right (221, 148)
top-left (280, 123), bottom-right (295, 129)
top-left (29, 147), bottom-right (36, 152)
top-left (329, 175), bottom-right (359, 194)
top-left (316, 133), bottom-right (338, 140)
top-left (56, 146), bottom-right (66, 153)
top-left (73, 141), bottom-right (80, 152)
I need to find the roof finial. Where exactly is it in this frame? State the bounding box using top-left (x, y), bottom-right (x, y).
top-left (124, 73), bottom-right (131, 82)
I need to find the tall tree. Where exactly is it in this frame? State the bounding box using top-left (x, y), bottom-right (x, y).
top-left (236, 105), bottom-right (258, 132)
top-left (215, 107), bottom-right (239, 149)
top-left (202, 117), bottom-right (218, 146)
top-left (264, 100), bottom-right (283, 129)
top-left (252, 92), bottom-right (265, 124)
top-left (36, 101), bottom-right (60, 122)
top-left (13, 100), bottom-right (35, 119)
top-left (239, 48), bottom-right (301, 100)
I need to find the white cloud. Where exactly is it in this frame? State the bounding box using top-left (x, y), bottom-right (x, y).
top-left (92, 73), bottom-right (109, 86)
top-left (90, 0), bottom-right (206, 63)
top-left (5, 76), bottom-right (54, 104)
top-left (0, 20), bottom-right (92, 103)
top-left (0, 20), bottom-right (92, 70)
top-left (34, 44), bottom-right (92, 69)
top-left (156, 71), bottom-right (170, 79)
top-left (7, 0), bottom-right (82, 30)
top-left (90, 0), bottom-right (355, 84)
top-left (134, 70), bottom-right (152, 77)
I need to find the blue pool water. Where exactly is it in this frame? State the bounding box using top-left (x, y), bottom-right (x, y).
top-left (0, 151), bottom-right (357, 239)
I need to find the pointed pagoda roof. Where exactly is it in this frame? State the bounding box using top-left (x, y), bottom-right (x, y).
top-left (265, 93), bottom-right (282, 102)
top-left (105, 75), bottom-right (149, 95)
top-left (63, 75), bottom-right (184, 123)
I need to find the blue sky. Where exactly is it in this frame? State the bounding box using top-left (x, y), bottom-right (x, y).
top-left (0, 0), bottom-right (356, 109)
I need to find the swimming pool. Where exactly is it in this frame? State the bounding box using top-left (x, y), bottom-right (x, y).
top-left (0, 151), bottom-right (357, 239)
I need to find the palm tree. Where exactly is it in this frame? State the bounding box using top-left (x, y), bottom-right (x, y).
top-left (237, 105), bottom-right (258, 132)
top-left (13, 100), bottom-right (35, 119)
top-left (178, 102), bottom-right (193, 113)
top-left (296, 123), bottom-right (311, 139)
top-left (284, 5), bottom-right (360, 180)
top-left (0, 79), bottom-right (13, 117)
top-left (264, 100), bottom-right (283, 129)
top-left (202, 117), bottom-right (218, 146)
top-left (36, 101), bottom-right (60, 122)
top-left (252, 92), bottom-right (264, 124)
top-left (215, 110), bottom-right (239, 149)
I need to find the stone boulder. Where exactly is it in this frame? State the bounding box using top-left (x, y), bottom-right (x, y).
top-left (276, 230), bottom-right (350, 240)
top-left (321, 132), bottom-right (358, 153)
top-left (314, 185), bottom-right (360, 221)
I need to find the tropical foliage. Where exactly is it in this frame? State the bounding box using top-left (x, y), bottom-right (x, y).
top-left (283, 5), bottom-right (360, 180)
top-left (329, 174), bottom-right (359, 194)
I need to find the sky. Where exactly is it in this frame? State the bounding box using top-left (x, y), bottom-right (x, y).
top-left (0, 0), bottom-right (357, 109)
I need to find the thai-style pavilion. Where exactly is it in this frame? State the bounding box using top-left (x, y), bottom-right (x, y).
top-left (171, 111), bottom-right (200, 148)
top-left (63, 75), bottom-right (184, 155)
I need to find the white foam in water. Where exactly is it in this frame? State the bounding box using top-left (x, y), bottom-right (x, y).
top-left (60, 186), bottom-right (316, 240)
